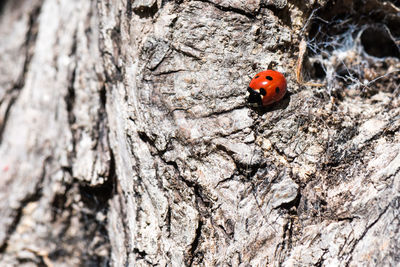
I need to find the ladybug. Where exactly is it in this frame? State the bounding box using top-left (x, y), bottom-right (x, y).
top-left (247, 70), bottom-right (287, 106)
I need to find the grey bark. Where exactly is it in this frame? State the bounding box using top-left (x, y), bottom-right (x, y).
top-left (0, 0), bottom-right (400, 266)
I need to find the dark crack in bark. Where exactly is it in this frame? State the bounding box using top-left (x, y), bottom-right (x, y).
top-left (188, 219), bottom-right (203, 266)
top-left (345, 201), bottom-right (392, 266)
top-left (0, 156), bottom-right (50, 252)
top-left (0, 2), bottom-right (42, 144)
top-left (194, 0), bottom-right (256, 19)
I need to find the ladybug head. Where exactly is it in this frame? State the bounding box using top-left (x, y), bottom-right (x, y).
top-left (247, 87), bottom-right (263, 106)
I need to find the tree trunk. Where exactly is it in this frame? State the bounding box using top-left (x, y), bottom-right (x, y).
top-left (1, 0), bottom-right (400, 266)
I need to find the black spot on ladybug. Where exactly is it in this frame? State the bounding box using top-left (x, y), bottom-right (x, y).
top-left (266, 76), bottom-right (273, 80)
top-left (255, 76), bottom-right (259, 79)
top-left (259, 88), bottom-right (266, 95)
top-left (275, 87), bottom-right (280, 94)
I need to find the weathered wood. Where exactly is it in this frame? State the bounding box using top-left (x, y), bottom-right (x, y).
top-left (1, 0), bottom-right (400, 266)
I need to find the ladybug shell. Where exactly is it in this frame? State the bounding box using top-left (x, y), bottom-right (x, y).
top-left (248, 70), bottom-right (287, 106)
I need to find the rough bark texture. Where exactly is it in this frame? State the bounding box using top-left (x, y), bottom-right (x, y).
top-left (1, 0), bottom-right (400, 266)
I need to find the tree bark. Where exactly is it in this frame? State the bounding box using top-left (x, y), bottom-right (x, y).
top-left (1, 0), bottom-right (400, 266)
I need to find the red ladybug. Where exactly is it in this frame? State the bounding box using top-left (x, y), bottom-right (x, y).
top-left (247, 70), bottom-right (287, 106)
